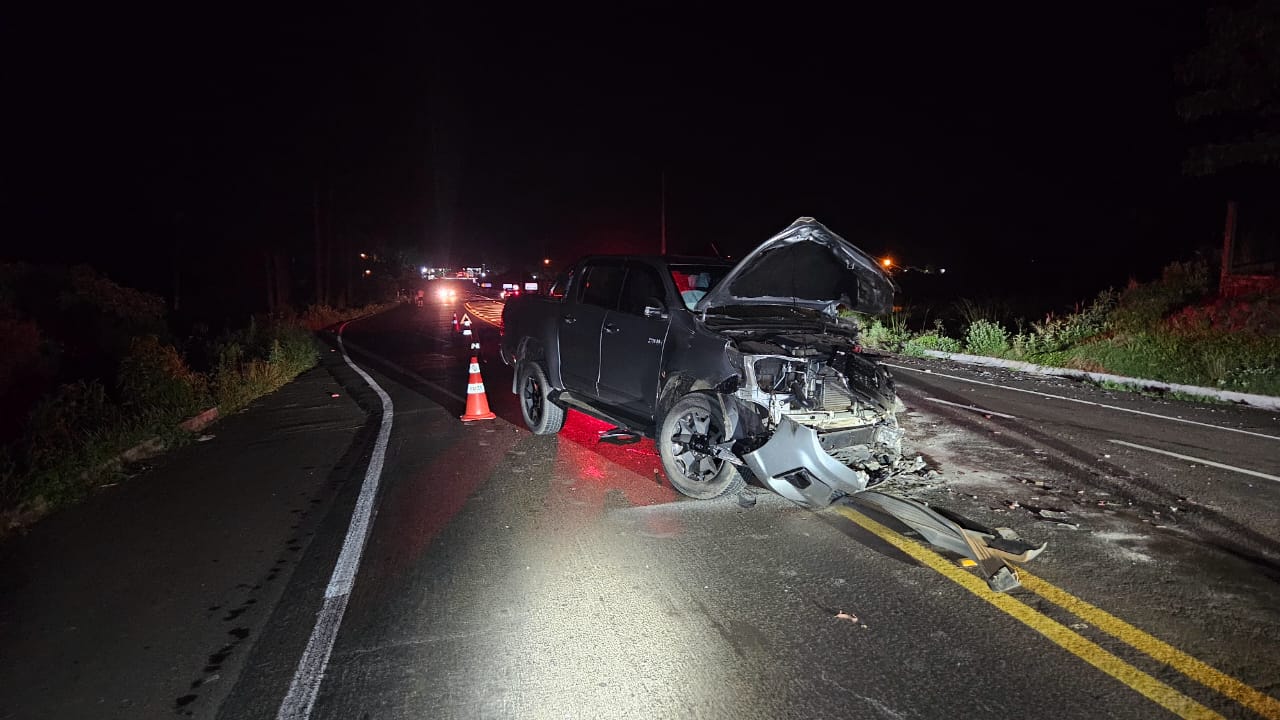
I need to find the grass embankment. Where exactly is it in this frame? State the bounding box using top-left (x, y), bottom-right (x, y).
top-left (854, 260), bottom-right (1280, 397)
top-left (0, 263), bottom-right (395, 533)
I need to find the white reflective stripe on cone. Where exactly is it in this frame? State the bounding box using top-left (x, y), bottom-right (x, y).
top-left (469, 363), bottom-right (481, 373)
top-left (467, 383), bottom-right (486, 394)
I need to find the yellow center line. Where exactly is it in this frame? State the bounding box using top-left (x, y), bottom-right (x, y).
top-left (829, 505), bottom-right (1225, 720)
top-left (463, 301), bottom-right (503, 327)
top-left (1019, 571), bottom-right (1280, 720)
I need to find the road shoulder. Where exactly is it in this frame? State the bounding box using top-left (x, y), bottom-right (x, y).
top-left (0, 346), bottom-right (373, 720)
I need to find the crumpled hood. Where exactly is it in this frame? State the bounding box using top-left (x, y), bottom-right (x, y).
top-left (694, 217), bottom-right (896, 316)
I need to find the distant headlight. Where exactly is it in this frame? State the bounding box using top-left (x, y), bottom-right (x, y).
top-left (437, 288), bottom-right (448, 299)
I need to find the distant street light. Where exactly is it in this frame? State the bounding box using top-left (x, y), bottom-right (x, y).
top-left (363, 269), bottom-right (372, 277)
top-left (359, 252), bottom-right (368, 260)
top-left (543, 258), bottom-right (551, 266)
top-left (882, 258), bottom-right (893, 269)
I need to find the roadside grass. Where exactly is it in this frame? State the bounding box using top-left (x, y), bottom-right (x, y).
top-left (1065, 331), bottom-right (1280, 396)
top-left (0, 267), bottom-right (401, 535)
top-left (853, 258), bottom-right (1280, 400)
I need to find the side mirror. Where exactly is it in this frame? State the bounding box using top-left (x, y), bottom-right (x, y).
top-left (643, 297), bottom-right (668, 319)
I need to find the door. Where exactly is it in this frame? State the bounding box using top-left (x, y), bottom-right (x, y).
top-left (598, 263), bottom-right (673, 415)
top-left (558, 262), bottom-right (624, 395)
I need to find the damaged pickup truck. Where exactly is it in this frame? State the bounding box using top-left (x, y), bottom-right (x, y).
top-left (501, 217), bottom-right (1043, 590)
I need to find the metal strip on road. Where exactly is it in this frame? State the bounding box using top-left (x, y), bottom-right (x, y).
top-left (923, 396), bottom-right (1019, 420)
top-left (831, 504), bottom-right (1233, 720)
top-left (887, 363), bottom-right (1280, 442)
top-left (1019, 572), bottom-right (1280, 720)
top-left (1108, 439), bottom-right (1280, 484)
top-left (277, 323), bottom-right (395, 720)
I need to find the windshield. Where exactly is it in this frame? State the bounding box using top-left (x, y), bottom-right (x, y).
top-left (669, 264), bottom-right (730, 310)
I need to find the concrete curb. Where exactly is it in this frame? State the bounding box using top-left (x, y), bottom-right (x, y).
top-left (920, 350), bottom-right (1280, 412)
top-left (3, 406), bottom-right (225, 535)
top-left (111, 406), bottom-right (222, 470)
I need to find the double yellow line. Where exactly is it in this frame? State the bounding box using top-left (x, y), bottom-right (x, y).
top-left (830, 505), bottom-right (1280, 720)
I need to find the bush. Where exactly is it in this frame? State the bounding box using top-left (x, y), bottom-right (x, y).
top-left (856, 314), bottom-right (912, 352)
top-left (117, 335), bottom-right (208, 423)
top-left (902, 333), bottom-right (963, 357)
top-left (206, 318), bottom-right (318, 413)
top-left (965, 319), bottom-right (1011, 357)
top-left (1008, 290), bottom-right (1117, 359)
top-left (12, 379), bottom-right (159, 507)
top-left (1110, 259), bottom-right (1211, 332)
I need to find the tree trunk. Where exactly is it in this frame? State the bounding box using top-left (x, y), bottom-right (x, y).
top-left (313, 185), bottom-right (325, 306)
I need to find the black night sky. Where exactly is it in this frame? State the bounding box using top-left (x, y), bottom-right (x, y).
top-left (3, 4), bottom-right (1234, 318)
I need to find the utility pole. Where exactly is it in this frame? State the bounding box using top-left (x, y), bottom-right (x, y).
top-left (660, 171), bottom-right (667, 256)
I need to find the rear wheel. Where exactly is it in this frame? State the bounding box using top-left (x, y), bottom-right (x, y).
top-left (517, 362), bottom-right (566, 435)
top-left (658, 393), bottom-right (744, 499)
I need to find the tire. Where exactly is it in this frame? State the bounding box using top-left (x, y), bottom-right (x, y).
top-left (517, 362), bottom-right (566, 435)
top-left (657, 393), bottom-right (745, 500)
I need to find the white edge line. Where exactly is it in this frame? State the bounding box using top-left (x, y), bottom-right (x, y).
top-left (886, 363), bottom-right (1280, 442)
top-left (277, 328), bottom-right (394, 720)
top-left (1108, 439), bottom-right (1280, 483)
top-left (922, 396), bottom-right (1019, 420)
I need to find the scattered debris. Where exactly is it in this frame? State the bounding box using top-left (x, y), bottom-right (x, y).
top-left (835, 610), bottom-right (859, 624)
top-left (196, 434), bottom-right (215, 442)
top-left (737, 491), bottom-right (757, 509)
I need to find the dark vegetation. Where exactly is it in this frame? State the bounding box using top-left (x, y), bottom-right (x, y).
top-left (855, 258), bottom-right (1280, 396)
top-left (0, 264), bottom-right (393, 533)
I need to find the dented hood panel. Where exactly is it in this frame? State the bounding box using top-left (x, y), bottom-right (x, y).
top-left (695, 217), bottom-right (896, 316)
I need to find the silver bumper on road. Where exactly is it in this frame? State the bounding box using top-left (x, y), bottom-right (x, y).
top-left (742, 417), bottom-right (870, 507)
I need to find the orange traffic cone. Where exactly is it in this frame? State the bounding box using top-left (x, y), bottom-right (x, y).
top-left (460, 351), bottom-right (496, 422)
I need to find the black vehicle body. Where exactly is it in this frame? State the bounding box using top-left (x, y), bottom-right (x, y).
top-left (501, 217), bottom-right (905, 507)
top-left (500, 217), bottom-right (1046, 590)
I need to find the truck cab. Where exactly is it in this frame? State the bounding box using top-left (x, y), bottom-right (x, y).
top-left (503, 255), bottom-right (732, 433)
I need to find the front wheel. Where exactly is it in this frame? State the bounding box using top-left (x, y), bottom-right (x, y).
top-left (657, 393), bottom-right (745, 500)
top-left (517, 362), bottom-right (566, 435)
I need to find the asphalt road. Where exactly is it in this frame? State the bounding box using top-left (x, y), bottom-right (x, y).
top-left (3, 297), bottom-right (1278, 720)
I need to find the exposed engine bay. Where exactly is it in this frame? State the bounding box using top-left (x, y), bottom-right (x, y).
top-left (718, 327), bottom-right (908, 503)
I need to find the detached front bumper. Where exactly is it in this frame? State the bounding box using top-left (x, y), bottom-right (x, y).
top-left (742, 418), bottom-right (872, 507)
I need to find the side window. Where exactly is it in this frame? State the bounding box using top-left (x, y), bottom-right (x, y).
top-left (619, 264), bottom-right (668, 316)
top-left (578, 264), bottom-right (625, 309)
top-left (548, 269), bottom-right (574, 299)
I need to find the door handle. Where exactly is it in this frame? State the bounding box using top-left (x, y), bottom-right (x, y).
top-left (562, 314), bottom-right (577, 324)
top-left (603, 323), bottom-right (620, 334)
